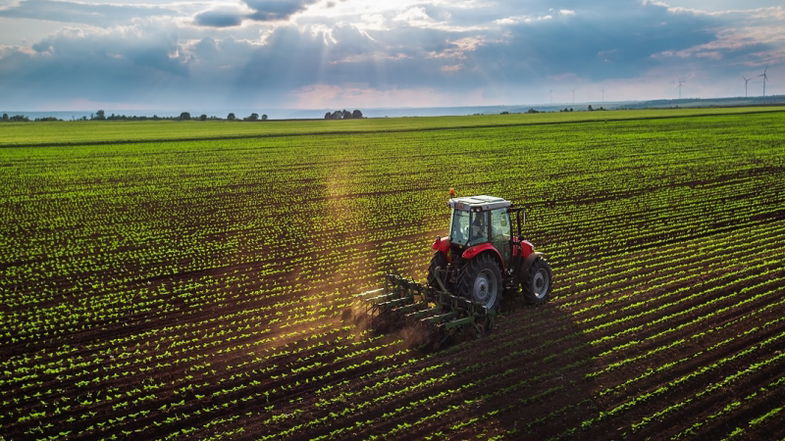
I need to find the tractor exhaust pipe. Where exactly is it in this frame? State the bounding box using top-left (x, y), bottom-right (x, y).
top-left (515, 208), bottom-right (526, 238)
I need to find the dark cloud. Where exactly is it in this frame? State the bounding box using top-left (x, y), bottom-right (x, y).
top-left (484, 3), bottom-right (718, 81)
top-left (0, 0), bottom-right (175, 26)
top-left (244, 0), bottom-right (319, 22)
top-left (0, 28), bottom-right (189, 106)
top-left (193, 0), bottom-right (320, 28)
top-left (194, 9), bottom-right (245, 28)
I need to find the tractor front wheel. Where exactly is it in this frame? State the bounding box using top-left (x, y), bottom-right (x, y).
top-left (457, 253), bottom-right (502, 311)
top-left (522, 258), bottom-right (553, 304)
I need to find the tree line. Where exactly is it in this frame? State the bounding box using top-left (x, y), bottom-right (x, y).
top-left (324, 109), bottom-right (363, 120)
top-left (0, 110), bottom-right (272, 122)
top-left (3, 109), bottom-right (368, 122)
top-left (93, 110), bottom-right (269, 121)
top-left (1, 113), bottom-right (58, 122)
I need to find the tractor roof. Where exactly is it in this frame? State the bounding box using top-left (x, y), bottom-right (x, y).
top-left (448, 195), bottom-right (511, 212)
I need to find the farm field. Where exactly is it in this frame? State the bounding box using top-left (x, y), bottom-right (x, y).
top-left (2, 106), bottom-right (782, 146)
top-left (2, 108), bottom-right (785, 440)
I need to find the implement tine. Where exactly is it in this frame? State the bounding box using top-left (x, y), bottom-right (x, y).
top-left (354, 287), bottom-right (384, 298)
top-left (366, 292), bottom-right (400, 304)
top-left (421, 311), bottom-right (458, 325)
top-left (392, 302), bottom-right (426, 315)
top-left (407, 307), bottom-right (441, 320)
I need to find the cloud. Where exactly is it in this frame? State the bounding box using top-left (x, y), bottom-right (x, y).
top-left (194, 8), bottom-right (247, 28)
top-left (644, 6), bottom-right (785, 70)
top-left (494, 8), bottom-right (575, 26)
top-left (440, 64), bottom-right (463, 72)
top-left (1, 0), bottom-right (784, 109)
top-left (0, 0), bottom-right (175, 26)
top-left (428, 36), bottom-right (485, 60)
top-left (192, 0), bottom-right (321, 28)
top-left (478, 2), bottom-right (720, 82)
top-left (244, 0), bottom-right (319, 22)
top-left (0, 26), bottom-right (190, 108)
top-left (392, 5), bottom-right (488, 32)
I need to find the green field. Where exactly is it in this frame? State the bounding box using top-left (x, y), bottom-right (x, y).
top-left (2, 108), bottom-right (785, 440)
top-left (1, 106), bottom-right (782, 146)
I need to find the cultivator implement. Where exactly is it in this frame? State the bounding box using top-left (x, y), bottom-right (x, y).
top-left (355, 274), bottom-right (496, 350)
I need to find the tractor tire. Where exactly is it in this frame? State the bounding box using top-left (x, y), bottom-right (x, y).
top-left (457, 253), bottom-right (502, 311)
top-left (521, 258), bottom-right (553, 304)
top-left (426, 252), bottom-right (449, 291)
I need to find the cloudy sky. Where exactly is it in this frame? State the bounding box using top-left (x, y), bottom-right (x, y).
top-left (0, 0), bottom-right (783, 111)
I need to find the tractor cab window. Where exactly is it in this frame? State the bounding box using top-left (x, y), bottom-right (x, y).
top-left (491, 208), bottom-right (511, 241)
top-left (491, 208), bottom-right (512, 264)
top-left (450, 209), bottom-right (488, 246)
top-left (450, 209), bottom-right (470, 245)
top-left (469, 212), bottom-right (488, 245)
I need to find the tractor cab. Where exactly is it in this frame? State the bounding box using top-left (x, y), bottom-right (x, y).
top-left (448, 195), bottom-right (513, 266)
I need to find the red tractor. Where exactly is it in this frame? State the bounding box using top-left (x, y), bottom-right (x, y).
top-left (428, 195), bottom-right (553, 311)
top-left (358, 194), bottom-right (553, 346)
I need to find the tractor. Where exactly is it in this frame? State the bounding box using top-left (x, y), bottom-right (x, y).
top-left (357, 194), bottom-right (553, 348)
top-left (428, 194), bottom-right (552, 310)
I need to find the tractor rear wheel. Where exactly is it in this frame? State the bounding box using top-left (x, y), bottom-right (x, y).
top-left (457, 253), bottom-right (502, 311)
top-left (522, 258), bottom-right (553, 304)
top-left (427, 252), bottom-right (449, 291)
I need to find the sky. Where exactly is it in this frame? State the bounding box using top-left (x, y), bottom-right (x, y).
top-left (0, 0), bottom-right (783, 111)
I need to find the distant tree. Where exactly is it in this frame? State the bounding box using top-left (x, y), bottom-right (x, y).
top-left (527, 108), bottom-right (539, 114)
top-left (245, 113), bottom-right (259, 121)
top-left (94, 109), bottom-right (106, 120)
top-left (1, 113), bottom-right (8, 121)
top-left (261, 114), bottom-right (268, 121)
top-left (352, 109), bottom-right (363, 119)
top-left (588, 104), bottom-right (593, 111)
top-left (199, 114), bottom-right (207, 121)
top-left (324, 112), bottom-right (332, 120)
top-left (331, 110), bottom-right (343, 119)
top-left (500, 111), bottom-right (509, 115)
top-left (227, 112), bottom-right (236, 121)
top-left (10, 115), bottom-right (29, 122)
top-left (341, 109), bottom-right (351, 119)
top-left (179, 112), bottom-right (191, 120)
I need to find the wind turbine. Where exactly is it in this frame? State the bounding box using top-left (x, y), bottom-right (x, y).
top-left (677, 80), bottom-right (685, 99)
top-left (760, 65), bottom-right (768, 97)
top-left (743, 76), bottom-right (751, 97)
